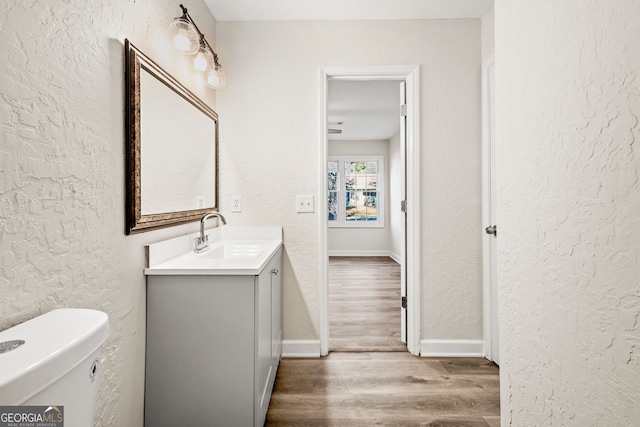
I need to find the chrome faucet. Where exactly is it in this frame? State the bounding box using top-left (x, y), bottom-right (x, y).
top-left (194, 212), bottom-right (227, 252)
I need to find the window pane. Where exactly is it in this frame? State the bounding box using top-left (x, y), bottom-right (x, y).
top-left (328, 161), bottom-right (338, 191)
top-left (345, 191), bottom-right (378, 221)
top-left (345, 191), bottom-right (357, 207)
top-left (328, 191), bottom-right (338, 221)
top-left (345, 161), bottom-right (352, 174)
top-left (365, 192), bottom-right (377, 220)
top-left (328, 174), bottom-right (337, 191)
top-left (366, 176), bottom-right (377, 189)
top-left (347, 161), bottom-right (366, 174)
top-left (345, 175), bottom-right (356, 190)
top-left (345, 191), bottom-right (357, 221)
top-left (364, 192), bottom-right (377, 207)
top-left (366, 161), bottom-right (377, 173)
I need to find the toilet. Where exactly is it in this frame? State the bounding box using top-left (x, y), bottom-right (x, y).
top-left (0, 308), bottom-right (109, 427)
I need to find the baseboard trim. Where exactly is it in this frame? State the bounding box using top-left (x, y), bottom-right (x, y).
top-left (282, 340), bottom-right (321, 358)
top-left (328, 250), bottom-right (394, 258)
top-left (420, 339), bottom-right (485, 357)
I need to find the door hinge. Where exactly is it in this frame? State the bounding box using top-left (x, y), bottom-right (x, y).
top-left (400, 104), bottom-right (407, 117)
top-left (401, 296), bottom-right (407, 309)
top-left (400, 200), bottom-right (407, 213)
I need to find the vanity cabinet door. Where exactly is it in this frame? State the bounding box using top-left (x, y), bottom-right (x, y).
top-left (145, 275), bottom-right (256, 427)
top-left (256, 258), bottom-right (273, 427)
top-left (255, 248), bottom-right (282, 427)
top-left (271, 251), bottom-right (283, 370)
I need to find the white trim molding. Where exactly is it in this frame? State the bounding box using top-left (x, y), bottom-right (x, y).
top-left (420, 339), bottom-right (485, 357)
top-left (327, 250), bottom-right (402, 264)
top-left (328, 250), bottom-right (394, 258)
top-left (282, 340), bottom-right (322, 358)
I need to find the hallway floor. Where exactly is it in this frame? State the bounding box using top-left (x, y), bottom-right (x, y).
top-left (266, 257), bottom-right (500, 426)
top-left (329, 256), bottom-right (406, 352)
top-left (266, 353), bottom-right (500, 426)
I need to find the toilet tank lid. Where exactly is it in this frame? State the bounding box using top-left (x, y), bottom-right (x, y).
top-left (0, 308), bottom-right (109, 404)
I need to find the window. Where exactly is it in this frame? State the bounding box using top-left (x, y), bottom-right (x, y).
top-left (328, 156), bottom-right (384, 227)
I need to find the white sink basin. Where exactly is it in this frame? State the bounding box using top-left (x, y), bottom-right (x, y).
top-left (196, 241), bottom-right (270, 259)
top-left (145, 226), bottom-right (282, 276)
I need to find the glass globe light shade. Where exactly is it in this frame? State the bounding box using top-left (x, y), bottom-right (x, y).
top-left (206, 66), bottom-right (227, 89)
top-left (168, 18), bottom-right (199, 54)
top-left (194, 43), bottom-right (214, 72)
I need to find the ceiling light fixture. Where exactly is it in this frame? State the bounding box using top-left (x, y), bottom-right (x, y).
top-left (328, 121), bottom-right (343, 134)
top-left (168, 4), bottom-right (226, 89)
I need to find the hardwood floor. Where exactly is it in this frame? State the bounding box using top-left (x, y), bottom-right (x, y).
top-left (266, 353), bottom-right (500, 426)
top-left (329, 256), bottom-right (406, 352)
top-left (265, 257), bottom-right (500, 426)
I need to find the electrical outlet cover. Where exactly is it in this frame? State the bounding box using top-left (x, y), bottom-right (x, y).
top-left (196, 196), bottom-right (206, 209)
top-left (231, 195), bottom-right (242, 212)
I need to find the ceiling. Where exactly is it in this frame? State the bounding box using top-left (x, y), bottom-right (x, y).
top-left (328, 80), bottom-right (402, 141)
top-left (204, 0), bottom-right (494, 21)
top-left (204, 0), bottom-right (494, 141)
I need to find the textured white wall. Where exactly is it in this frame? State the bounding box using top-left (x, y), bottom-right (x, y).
top-left (497, 1), bottom-right (640, 424)
top-left (327, 139), bottom-right (391, 254)
top-left (216, 19), bottom-right (483, 342)
top-left (0, 1), bottom-right (216, 425)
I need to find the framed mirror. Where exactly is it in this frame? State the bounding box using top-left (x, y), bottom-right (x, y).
top-left (125, 39), bottom-right (219, 234)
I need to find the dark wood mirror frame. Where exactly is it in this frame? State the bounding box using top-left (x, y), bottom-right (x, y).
top-left (125, 39), bottom-right (219, 234)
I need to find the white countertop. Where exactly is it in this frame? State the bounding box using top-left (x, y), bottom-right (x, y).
top-left (145, 226), bottom-right (283, 276)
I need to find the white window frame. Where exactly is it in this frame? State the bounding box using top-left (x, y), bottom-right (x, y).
top-left (328, 155), bottom-right (385, 228)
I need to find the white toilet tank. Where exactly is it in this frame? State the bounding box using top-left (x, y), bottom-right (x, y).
top-left (0, 308), bottom-right (109, 427)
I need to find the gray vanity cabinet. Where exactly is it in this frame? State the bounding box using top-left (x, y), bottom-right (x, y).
top-left (144, 248), bottom-right (283, 427)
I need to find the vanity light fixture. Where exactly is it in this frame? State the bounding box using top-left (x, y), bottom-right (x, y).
top-left (168, 6), bottom-right (199, 54)
top-left (168, 4), bottom-right (226, 89)
top-left (206, 53), bottom-right (226, 89)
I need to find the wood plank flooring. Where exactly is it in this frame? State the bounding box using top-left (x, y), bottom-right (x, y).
top-left (265, 257), bottom-right (500, 426)
top-left (329, 256), bottom-right (406, 352)
top-left (266, 353), bottom-right (500, 426)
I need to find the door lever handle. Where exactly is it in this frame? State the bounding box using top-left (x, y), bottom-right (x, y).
top-left (485, 225), bottom-right (497, 236)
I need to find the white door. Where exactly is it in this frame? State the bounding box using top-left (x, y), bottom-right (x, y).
top-left (482, 57), bottom-right (499, 365)
top-left (400, 81), bottom-right (408, 343)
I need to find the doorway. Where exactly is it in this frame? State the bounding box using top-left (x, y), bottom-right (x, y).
top-left (319, 66), bottom-right (421, 356)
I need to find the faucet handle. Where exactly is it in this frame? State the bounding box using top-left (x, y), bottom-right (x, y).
top-left (194, 234), bottom-right (209, 253)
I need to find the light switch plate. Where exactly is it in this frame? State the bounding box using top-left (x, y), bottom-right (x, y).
top-left (296, 195), bottom-right (314, 213)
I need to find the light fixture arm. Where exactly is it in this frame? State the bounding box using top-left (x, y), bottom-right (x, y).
top-left (177, 4), bottom-right (222, 68)
top-left (178, 5), bottom-right (203, 40)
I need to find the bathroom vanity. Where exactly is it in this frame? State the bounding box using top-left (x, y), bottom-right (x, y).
top-left (144, 226), bottom-right (282, 427)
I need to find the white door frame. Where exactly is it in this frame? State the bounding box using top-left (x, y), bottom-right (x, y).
top-left (399, 80), bottom-right (408, 344)
top-left (482, 56), bottom-right (499, 363)
top-left (319, 65), bottom-right (421, 356)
